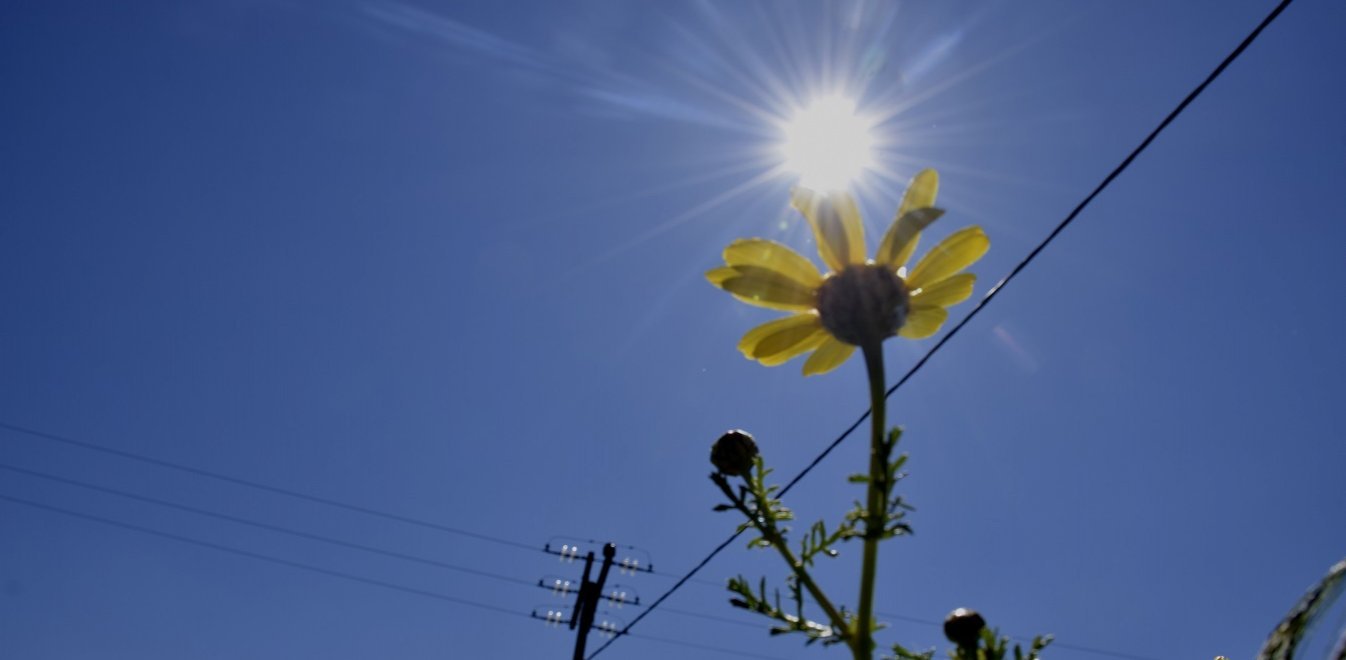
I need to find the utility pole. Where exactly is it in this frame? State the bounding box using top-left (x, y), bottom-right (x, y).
top-left (534, 539), bottom-right (648, 656)
top-left (570, 543), bottom-right (615, 660)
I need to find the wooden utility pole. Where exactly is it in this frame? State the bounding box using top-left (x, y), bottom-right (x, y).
top-left (570, 543), bottom-right (616, 660)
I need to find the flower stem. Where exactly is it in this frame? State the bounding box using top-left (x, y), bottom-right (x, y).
top-left (855, 341), bottom-right (887, 659)
top-left (758, 518), bottom-right (850, 639)
top-left (710, 474), bottom-right (850, 642)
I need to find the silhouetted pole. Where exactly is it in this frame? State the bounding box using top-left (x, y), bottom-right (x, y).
top-left (572, 543), bottom-right (617, 660)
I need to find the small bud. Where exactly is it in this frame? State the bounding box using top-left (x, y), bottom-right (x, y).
top-left (943, 607), bottom-right (986, 648)
top-left (710, 430), bottom-right (758, 477)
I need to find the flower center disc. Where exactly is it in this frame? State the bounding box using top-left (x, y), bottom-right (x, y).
top-left (815, 264), bottom-right (909, 347)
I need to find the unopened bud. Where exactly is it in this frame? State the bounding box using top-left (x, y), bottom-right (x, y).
top-left (943, 607), bottom-right (986, 648)
top-left (710, 430), bottom-right (758, 476)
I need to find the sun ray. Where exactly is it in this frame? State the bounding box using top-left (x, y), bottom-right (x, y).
top-left (563, 166), bottom-right (787, 279)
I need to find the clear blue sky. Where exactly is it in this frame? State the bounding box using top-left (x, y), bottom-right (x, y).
top-left (3, 1), bottom-right (1345, 659)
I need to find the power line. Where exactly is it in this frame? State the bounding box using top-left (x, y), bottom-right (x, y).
top-left (627, 631), bottom-right (798, 660)
top-left (0, 493), bottom-right (805, 660)
top-left (1, 459), bottom-right (786, 636)
top-left (0, 461), bottom-right (536, 589)
top-left (0, 434), bottom-right (1153, 655)
top-left (659, 606), bottom-right (763, 629)
top-left (0, 492), bottom-right (531, 620)
top-left (649, 566), bottom-right (725, 588)
top-left (652, 574), bottom-right (1159, 659)
top-left (4, 450), bottom-right (1133, 657)
top-left (1044, 642), bottom-right (1168, 660)
top-left (0, 420), bottom-right (538, 553)
top-left (587, 0), bottom-right (1294, 657)
top-left (874, 610), bottom-right (1167, 660)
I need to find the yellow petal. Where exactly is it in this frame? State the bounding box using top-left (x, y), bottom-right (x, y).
top-left (791, 187), bottom-right (865, 272)
top-left (761, 331), bottom-right (828, 366)
top-left (896, 168), bottom-right (939, 219)
top-left (910, 272), bottom-right (976, 308)
top-left (708, 265), bottom-right (818, 311)
top-left (898, 305), bottom-right (948, 339)
top-left (906, 226), bottom-right (989, 291)
top-left (738, 314), bottom-right (827, 366)
top-left (876, 169), bottom-right (941, 269)
top-left (801, 336), bottom-right (856, 376)
top-left (723, 239), bottom-right (822, 288)
top-left (706, 266), bottom-right (738, 287)
top-left (875, 207), bottom-right (944, 269)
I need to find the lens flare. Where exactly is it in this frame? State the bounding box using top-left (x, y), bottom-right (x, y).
top-left (780, 96), bottom-right (875, 192)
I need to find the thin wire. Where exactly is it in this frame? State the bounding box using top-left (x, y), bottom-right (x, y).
top-left (0, 420), bottom-right (538, 553)
top-left (589, 529), bottom-right (749, 654)
top-left (2, 460), bottom-right (781, 635)
top-left (875, 610), bottom-right (1169, 660)
top-left (659, 606), bottom-right (764, 629)
top-left (1046, 642), bottom-right (1169, 660)
top-left (0, 492), bottom-right (531, 620)
top-left (626, 631), bottom-right (798, 659)
top-left (650, 566), bottom-right (725, 587)
top-left (1, 492), bottom-right (800, 660)
top-left (588, 1), bottom-right (1294, 656)
top-left (0, 462), bottom-right (536, 589)
top-left (658, 557), bottom-right (1170, 659)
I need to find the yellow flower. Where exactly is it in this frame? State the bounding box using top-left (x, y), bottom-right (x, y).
top-left (706, 169), bottom-right (988, 376)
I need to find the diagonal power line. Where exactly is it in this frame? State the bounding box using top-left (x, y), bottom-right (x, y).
top-left (587, 1), bottom-right (1295, 657)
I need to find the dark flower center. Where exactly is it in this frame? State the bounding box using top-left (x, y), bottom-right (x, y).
top-left (815, 263), bottom-right (909, 347)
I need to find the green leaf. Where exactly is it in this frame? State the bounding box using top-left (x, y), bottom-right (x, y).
top-left (1258, 557), bottom-right (1346, 660)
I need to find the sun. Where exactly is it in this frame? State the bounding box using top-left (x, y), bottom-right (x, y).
top-left (780, 95), bottom-right (876, 192)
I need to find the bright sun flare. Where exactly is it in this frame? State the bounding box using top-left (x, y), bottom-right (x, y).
top-left (780, 96), bottom-right (875, 192)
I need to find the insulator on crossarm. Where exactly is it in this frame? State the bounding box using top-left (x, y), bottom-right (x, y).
top-left (545, 609), bottom-right (565, 626)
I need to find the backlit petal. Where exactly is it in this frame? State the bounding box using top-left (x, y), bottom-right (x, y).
top-left (898, 305), bottom-right (948, 339)
top-left (738, 314), bottom-right (827, 366)
top-left (723, 239), bottom-right (822, 288)
top-left (706, 266), bottom-right (738, 287)
top-left (707, 265), bottom-right (818, 311)
top-left (906, 226), bottom-right (989, 291)
top-left (875, 207), bottom-right (944, 269)
top-left (896, 168), bottom-right (939, 219)
top-left (791, 187), bottom-right (866, 272)
top-left (801, 336), bottom-right (856, 376)
top-left (910, 272), bottom-right (976, 308)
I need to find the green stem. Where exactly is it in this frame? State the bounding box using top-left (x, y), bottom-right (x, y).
top-left (758, 519), bottom-right (850, 640)
top-left (712, 475), bottom-right (850, 642)
top-left (855, 341), bottom-right (887, 659)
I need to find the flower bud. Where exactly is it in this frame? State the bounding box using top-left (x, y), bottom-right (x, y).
top-left (710, 430), bottom-right (758, 477)
top-left (943, 607), bottom-right (986, 648)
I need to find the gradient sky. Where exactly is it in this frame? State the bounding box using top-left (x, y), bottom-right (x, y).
top-left (3, 1), bottom-right (1345, 659)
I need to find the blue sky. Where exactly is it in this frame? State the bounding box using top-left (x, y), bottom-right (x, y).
top-left (3, 1), bottom-right (1345, 659)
